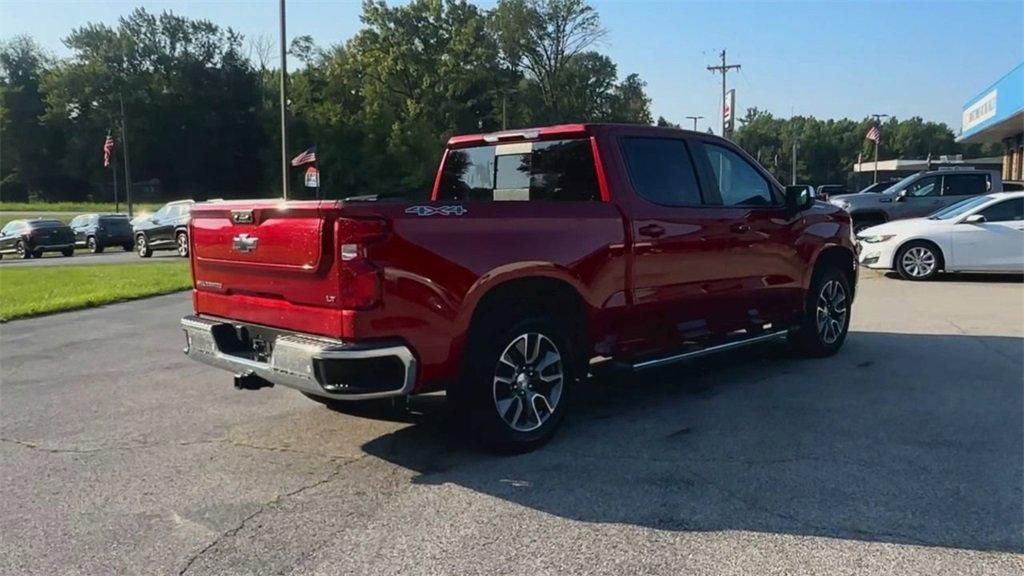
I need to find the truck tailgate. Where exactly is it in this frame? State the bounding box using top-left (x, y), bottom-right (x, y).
top-left (190, 200), bottom-right (349, 335)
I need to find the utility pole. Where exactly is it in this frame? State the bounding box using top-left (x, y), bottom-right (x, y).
top-left (279, 0), bottom-right (290, 199)
top-left (791, 139), bottom-right (798, 185)
top-left (869, 113), bottom-right (889, 184)
top-left (707, 49), bottom-right (740, 138)
top-left (685, 115), bottom-right (703, 131)
top-left (119, 92), bottom-right (133, 217)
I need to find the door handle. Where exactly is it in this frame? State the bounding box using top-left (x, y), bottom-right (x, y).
top-left (730, 223), bottom-right (751, 233)
top-left (638, 224), bottom-right (665, 238)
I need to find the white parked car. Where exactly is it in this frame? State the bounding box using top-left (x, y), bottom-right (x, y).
top-left (857, 192), bottom-right (1024, 280)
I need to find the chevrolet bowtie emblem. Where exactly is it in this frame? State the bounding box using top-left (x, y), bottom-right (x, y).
top-left (232, 233), bottom-right (259, 253)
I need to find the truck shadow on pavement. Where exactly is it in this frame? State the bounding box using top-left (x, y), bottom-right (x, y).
top-left (360, 331), bottom-right (1023, 554)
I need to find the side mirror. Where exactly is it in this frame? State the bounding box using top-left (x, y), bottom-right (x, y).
top-left (785, 185), bottom-right (814, 211)
top-left (963, 214), bottom-right (986, 224)
top-left (894, 190), bottom-right (907, 203)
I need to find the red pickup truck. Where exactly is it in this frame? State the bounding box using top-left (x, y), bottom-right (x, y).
top-left (182, 124), bottom-right (857, 450)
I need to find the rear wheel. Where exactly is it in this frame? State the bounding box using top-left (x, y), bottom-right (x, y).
top-left (790, 266), bottom-right (851, 357)
top-left (87, 236), bottom-right (103, 253)
top-left (896, 241), bottom-right (941, 281)
top-left (15, 240), bottom-right (29, 259)
top-left (136, 235), bottom-right (152, 258)
top-left (452, 311), bottom-right (575, 452)
top-left (176, 231), bottom-right (189, 257)
top-left (61, 248), bottom-right (74, 257)
top-left (122, 243), bottom-right (134, 252)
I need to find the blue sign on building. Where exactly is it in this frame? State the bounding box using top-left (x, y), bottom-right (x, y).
top-left (958, 62), bottom-right (1024, 181)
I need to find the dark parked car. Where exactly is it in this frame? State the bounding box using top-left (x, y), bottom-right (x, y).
top-left (132, 200), bottom-right (194, 258)
top-left (0, 219), bottom-right (75, 259)
top-left (69, 213), bottom-right (134, 253)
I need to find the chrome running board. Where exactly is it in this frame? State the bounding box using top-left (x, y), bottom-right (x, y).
top-left (631, 329), bottom-right (790, 371)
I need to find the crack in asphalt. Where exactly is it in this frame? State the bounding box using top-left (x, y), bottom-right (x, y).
top-left (176, 455), bottom-right (364, 575)
top-left (0, 436), bottom-right (354, 460)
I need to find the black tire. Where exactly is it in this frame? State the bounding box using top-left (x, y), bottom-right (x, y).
top-left (790, 266), bottom-right (852, 357)
top-left (15, 240), bottom-right (30, 260)
top-left (451, 310), bottom-right (576, 452)
top-left (175, 231), bottom-right (189, 257)
top-left (123, 243), bottom-right (134, 252)
top-left (136, 235), bottom-right (153, 258)
top-left (895, 241), bottom-right (942, 281)
top-left (61, 248), bottom-right (74, 257)
top-left (302, 393), bottom-right (409, 420)
top-left (87, 236), bottom-right (103, 253)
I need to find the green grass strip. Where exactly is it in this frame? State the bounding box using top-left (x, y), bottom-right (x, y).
top-left (0, 261), bottom-right (192, 321)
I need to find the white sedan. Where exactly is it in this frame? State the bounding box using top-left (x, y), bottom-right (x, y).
top-left (857, 191), bottom-right (1024, 280)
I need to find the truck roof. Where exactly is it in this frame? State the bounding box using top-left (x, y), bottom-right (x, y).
top-left (446, 123), bottom-right (717, 148)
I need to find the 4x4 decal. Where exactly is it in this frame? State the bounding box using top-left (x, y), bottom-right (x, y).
top-left (405, 205), bottom-right (467, 217)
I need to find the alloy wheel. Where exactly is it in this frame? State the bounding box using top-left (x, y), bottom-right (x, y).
top-left (816, 279), bottom-right (848, 345)
top-left (901, 246), bottom-right (936, 278)
top-left (137, 236), bottom-right (148, 257)
top-left (492, 333), bottom-right (564, 432)
top-left (177, 233), bottom-right (188, 257)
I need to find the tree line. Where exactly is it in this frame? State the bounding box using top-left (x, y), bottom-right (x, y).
top-left (0, 0), bottom-right (997, 203)
top-left (1, 0), bottom-right (650, 203)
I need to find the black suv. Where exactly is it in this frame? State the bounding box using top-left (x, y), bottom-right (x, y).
top-left (132, 200), bottom-right (194, 257)
top-left (0, 219), bottom-right (75, 259)
top-left (69, 213), bottom-right (134, 253)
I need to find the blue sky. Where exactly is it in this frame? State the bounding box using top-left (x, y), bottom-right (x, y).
top-left (2, 0), bottom-right (1022, 133)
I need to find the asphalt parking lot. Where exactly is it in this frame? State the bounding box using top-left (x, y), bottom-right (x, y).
top-left (1, 271), bottom-right (1021, 575)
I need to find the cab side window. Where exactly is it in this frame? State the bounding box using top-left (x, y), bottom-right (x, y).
top-left (943, 173), bottom-right (990, 196)
top-left (978, 198), bottom-right (1024, 222)
top-left (700, 143), bottom-right (774, 206)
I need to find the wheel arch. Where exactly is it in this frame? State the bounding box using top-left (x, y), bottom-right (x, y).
top-left (459, 270), bottom-right (591, 370)
top-left (893, 237), bottom-right (946, 271)
top-left (808, 244), bottom-right (857, 299)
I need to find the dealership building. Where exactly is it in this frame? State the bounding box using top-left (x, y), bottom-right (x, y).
top-left (956, 62), bottom-right (1024, 181)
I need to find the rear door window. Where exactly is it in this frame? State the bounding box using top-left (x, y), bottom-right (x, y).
top-left (437, 139), bottom-right (600, 202)
top-left (942, 173), bottom-right (990, 196)
top-left (618, 137), bottom-right (703, 206)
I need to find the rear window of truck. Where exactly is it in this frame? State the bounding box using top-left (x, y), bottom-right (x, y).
top-left (437, 138), bottom-right (600, 202)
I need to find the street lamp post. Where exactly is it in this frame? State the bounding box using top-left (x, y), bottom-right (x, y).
top-left (279, 0), bottom-right (290, 199)
top-left (685, 115), bottom-right (704, 131)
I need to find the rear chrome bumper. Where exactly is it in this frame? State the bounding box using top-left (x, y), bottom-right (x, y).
top-left (181, 315), bottom-right (417, 400)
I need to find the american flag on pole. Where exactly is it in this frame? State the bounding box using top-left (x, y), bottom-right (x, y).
top-left (290, 145), bottom-right (317, 166)
top-left (865, 126), bottom-right (881, 143)
top-left (103, 133), bottom-right (115, 167)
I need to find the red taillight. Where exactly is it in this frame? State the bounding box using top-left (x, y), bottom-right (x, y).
top-left (336, 218), bottom-right (387, 309)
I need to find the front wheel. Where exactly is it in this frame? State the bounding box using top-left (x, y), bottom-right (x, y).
top-left (790, 266), bottom-right (851, 357)
top-left (87, 236), bottom-right (103, 253)
top-left (176, 231), bottom-right (189, 257)
top-left (453, 312), bottom-right (575, 452)
top-left (136, 235), bottom-right (153, 258)
top-left (896, 241), bottom-right (941, 281)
